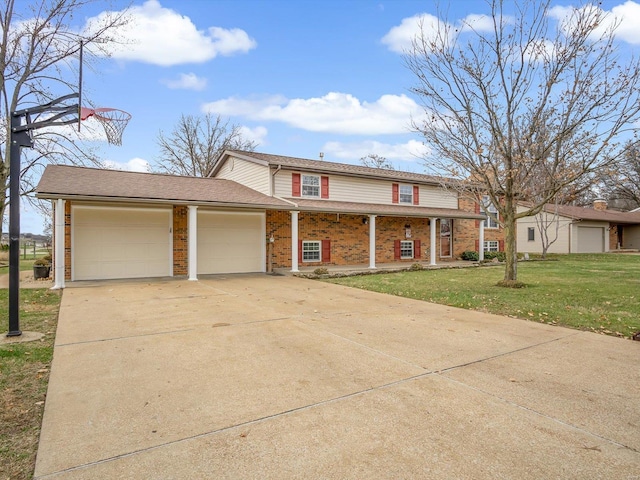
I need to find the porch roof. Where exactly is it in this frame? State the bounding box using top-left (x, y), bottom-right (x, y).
top-left (35, 165), bottom-right (292, 209)
top-left (285, 198), bottom-right (485, 220)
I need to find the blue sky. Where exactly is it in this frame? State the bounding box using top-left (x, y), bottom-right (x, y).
top-left (19, 0), bottom-right (640, 233)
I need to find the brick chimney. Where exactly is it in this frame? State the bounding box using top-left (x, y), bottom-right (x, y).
top-left (593, 199), bottom-right (608, 211)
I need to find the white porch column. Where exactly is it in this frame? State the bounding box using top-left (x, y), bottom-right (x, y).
top-left (368, 215), bottom-right (377, 269)
top-left (188, 205), bottom-right (198, 281)
top-left (291, 210), bottom-right (299, 272)
top-left (52, 199), bottom-right (66, 290)
top-left (430, 217), bottom-right (437, 266)
top-left (479, 220), bottom-right (485, 261)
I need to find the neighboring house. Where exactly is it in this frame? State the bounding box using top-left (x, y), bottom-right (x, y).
top-left (35, 150), bottom-right (498, 285)
top-left (516, 200), bottom-right (640, 254)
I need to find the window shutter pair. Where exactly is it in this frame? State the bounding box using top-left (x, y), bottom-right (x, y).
top-left (391, 184), bottom-right (419, 205)
top-left (394, 239), bottom-right (420, 260)
top-left (291, 173), bottom-right (329, 198)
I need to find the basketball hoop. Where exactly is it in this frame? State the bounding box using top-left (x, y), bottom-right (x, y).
top-left (80, 107), bottom-right (131, 146)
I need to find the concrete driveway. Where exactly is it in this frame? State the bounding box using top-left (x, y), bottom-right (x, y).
top-left (35, 275), bottom-right (639, 479)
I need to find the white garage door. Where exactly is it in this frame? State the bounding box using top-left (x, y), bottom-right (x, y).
top-left (577, 226), bottom-right (605, 253)
top-left (73, 207), bottom-right (172, 280)
top-left (198, 212), bottom-right (264, 274)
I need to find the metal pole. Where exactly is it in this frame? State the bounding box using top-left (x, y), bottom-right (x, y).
top-left (8, 114), bottom-right (22, 336)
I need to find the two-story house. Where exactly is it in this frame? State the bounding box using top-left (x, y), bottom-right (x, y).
top-left (35, 150), bottom-right (496, 286)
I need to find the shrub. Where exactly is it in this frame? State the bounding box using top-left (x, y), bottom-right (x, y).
top-left (484, 251), bottom-right (506, 262)
top-left (461, 251), bottom-right (479, 261)
top-left (33, 257), bottom-right (51, 266)
top-left (313, 267), bottom-right (329, 275)
top-left (409, 263), bottom-right (423, 271)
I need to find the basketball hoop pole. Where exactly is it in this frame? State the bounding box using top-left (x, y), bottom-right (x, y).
top-left (7, 94), bottom-right (80, 337)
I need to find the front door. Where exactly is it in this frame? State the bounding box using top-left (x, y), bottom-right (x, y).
top-left (440, 219), bottom-right (452, 257)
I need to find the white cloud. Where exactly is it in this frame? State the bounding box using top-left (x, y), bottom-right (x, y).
top-left (549, 1), bottom-right (640, 45)
top-left (162, 73), bottom-right (207, 90)
top-left (238, 125), bottom-right (268, 146)
top-left (86, 0), bottom-right (256, 66)
top-left (203, 92), bottom-right (424, 135)
top-left (381, 13), bottom-right (449, 54)
top-left (102, 158), bottom-right (151, 172)
top-left (322, 139), bottom-right (430, 161)
top-left (458, 14), bottom-right (496, 33)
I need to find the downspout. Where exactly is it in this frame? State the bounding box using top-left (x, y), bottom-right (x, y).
top-left (270, 165), bottom-right (282, 197)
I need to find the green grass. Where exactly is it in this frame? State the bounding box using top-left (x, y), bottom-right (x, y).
top-left (325, 254), bottom-right (640, 339)
top-left (0, 289), bottom-right (62, 480)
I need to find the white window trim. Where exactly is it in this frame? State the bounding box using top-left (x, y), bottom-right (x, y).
top-left (399, 184), bottom-right (413, 204)
top-left (482, 196), bottom-right (499, 229)
top-left (302, 240), bottom-right (321, 262)
top-left (484, 240), bottom-right (499, 252)
top-left (400, 240), bottom-right (414, 259)
top-left (301, 174), bottom-right (320, 198)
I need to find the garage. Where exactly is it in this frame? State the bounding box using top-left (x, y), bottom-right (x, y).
top-left (72, 206), bottom-right (172, 280)
top-left (577, 226), bottom-right (605, 253)
top-left (197, 211), bottom-right (265, 274)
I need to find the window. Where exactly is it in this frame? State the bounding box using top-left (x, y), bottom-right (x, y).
top-left (484, 241), bottom-right (499, 252)
top-left (482, 196), bottom-right (499, 229)
top-left (400, 240), bottom-right (414, 259)
top-left (302, 175), bottom-right (320, 197)
top-left (399, 185), bottom-right (413, 204)
top-left (527, 227), bottom-right (535, 241)
top-left (302, 241), bottom-right (321, 261)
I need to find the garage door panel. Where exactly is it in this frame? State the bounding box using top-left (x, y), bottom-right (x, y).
top-left (197, 213), bottom-right (263, 275)
top-left (577, 227), bottom-right (604, 253)
top-left (73, 207), bottom-right (171, 280)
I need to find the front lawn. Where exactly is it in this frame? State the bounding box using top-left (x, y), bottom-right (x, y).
top-left (0, 289), bottom-right (62, 480)
top-left (325, 254), bottom-right (640, 339)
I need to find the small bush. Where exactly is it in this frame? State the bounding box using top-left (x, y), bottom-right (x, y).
top-left (409, 263), bottom-right (423, 271)
top-left (496, 279), bottom-right (526, 288)
top-left (313, 267), bottom-right (329, 275)
top-left (461, 251), bottom-right (479, 261)
top-left (484, 251), bottom-right (506, 262)
top-left (33, 257), bottom-right (51, 266)
top-left (43, 254), bottom-right (52, 263)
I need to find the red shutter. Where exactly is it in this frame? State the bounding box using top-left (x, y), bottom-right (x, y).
top-left (298, 240), bottom-right (303, 263)
top-left (475, 239), bottom-right (480, 252)
top-left (321, 176), bottom-right (329, 199)
top-left (499, 240), bottom-right (505, 252)
top-left (414, 239), bottom-right (421, 258)
top-left (292, 173), bottom-right (301, 197)
top-left (413, 186), bottom-right (419, 205)
top-left (392, 183), bottom-right (399, 204)
top-left (394, 239), bottom-right (401, 260)
top-left (475, 202), bottom-right (481, 228)
top-left (322, 240), bottom-right (331, 262)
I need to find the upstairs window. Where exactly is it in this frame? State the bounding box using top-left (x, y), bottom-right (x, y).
top-left (482, 196), bottom-right (499, 229)
top-left (399, 185), bottom-right (413, 204)
top-left (528, 227), bottom-right (535, 241)
top-left (302, 175), bottom-right (320, 197)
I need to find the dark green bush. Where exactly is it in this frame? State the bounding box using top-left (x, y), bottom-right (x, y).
top-left (461, 251), bottom-right (479, 261)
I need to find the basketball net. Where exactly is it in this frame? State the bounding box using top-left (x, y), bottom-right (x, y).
top-left (81, 107), bottom-right (131, 146)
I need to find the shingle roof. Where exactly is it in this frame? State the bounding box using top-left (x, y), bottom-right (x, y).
top-left (544, 204), bottom-right (640, 224)
top-left (221, 150), bottom-right (447, 185)
top-left (288, 198), bottom-right (484, 219)
top-left (36, 165), bottom-right (291, 208)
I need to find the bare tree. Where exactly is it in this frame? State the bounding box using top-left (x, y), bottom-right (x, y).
top-left (601, 141), bottom-right (640, 210)
top-left (360, 154), bottom-right (394, 170)
top-left (0, 0), bottom-right (129, 236)
top-left (406, 0), bottom-right (640, 284)
top-left (156, 113), bottom-right (257, 177)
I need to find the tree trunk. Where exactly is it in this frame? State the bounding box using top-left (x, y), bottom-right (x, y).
top-left (502, 208), bottom-right (518, 283)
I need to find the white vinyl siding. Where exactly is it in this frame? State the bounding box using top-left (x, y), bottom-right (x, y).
top-left (274, 173), bottom-right (457, 208)
top-left (214, 156), bottom-right (270, 195)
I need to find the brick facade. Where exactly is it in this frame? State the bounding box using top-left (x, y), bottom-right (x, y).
top-left (173, 206), bottom-right (188, 276)
top-left (265, 210), bottom-right (478, 269)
